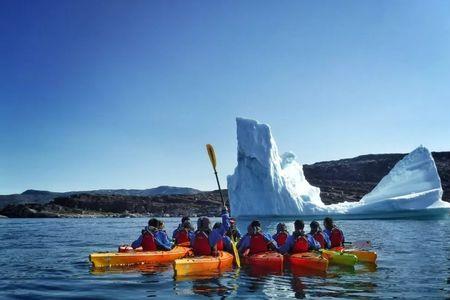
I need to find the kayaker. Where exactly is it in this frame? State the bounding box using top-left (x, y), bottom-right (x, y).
top-left (279, 220), bottom-right (320, 254)
top-left (272, 223), bottom-right (289, 247)
top-left (131, 218), bottom-right (173, 251)
top-left (309, 220), bottom-right (331, 249)
top-left (174, 220), bottom-right (195, 246)
top-left (323, 217), bottom-right (345, 248)
top-left (238, 220), bottom-right (278, 255)
top-left (172, 216), bottom-right (190, 240)
top-left (226, 218), bottom-right (242, 241)
top-left (191, 206), bottom-right (230, 256)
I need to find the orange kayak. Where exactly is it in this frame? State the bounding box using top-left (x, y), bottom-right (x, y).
top-left (173, 251), bottom-right (234, 276)
top-left (288, 252), bottom-right (329, 272)
top-left (332, 247), bottom-right (377, 264)
top-left (242, 251), bottom-right (284, 272)
top-left (90, 246), bottom-right (191, 268)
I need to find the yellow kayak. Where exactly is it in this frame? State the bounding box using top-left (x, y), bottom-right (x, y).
top-left (174, 251), bottom-right (234, 276)
top-left (343, 249), bottom-right (377, 264)
top-left (90, 246), bottom-right (191, 268)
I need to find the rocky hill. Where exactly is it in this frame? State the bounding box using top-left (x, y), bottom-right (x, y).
top-left (0, 186), bottom-right (201, 209)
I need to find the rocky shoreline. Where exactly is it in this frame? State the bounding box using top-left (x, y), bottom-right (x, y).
top-left (1, 151), bottom-right (449, 218)
top-left (0, 191), bottom-right (228, 218)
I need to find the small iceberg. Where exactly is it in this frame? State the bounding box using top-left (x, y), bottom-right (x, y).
top-left (227, 118), bottom-right (450, 217)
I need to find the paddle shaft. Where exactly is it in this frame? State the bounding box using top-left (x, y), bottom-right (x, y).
top-left (213, 169), bottom-right (226, 208)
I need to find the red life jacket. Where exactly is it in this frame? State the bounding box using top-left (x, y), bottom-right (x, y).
top-left (175, 230), bottom-right (190, 245)
top-left (275, 232), bottom-right (288, 247)
top-left (329, 228), bottom-right (344, 248)
top-left (313, 232), bottom-right (326, 249)
top-left (141, 232), bottom-right (157, 251)
top-left (193, 231), bottom-right (211, 256)
top-left (249, 233), bottom-right (268, 255)
top-left (292, 235), bottom-right (309, 253)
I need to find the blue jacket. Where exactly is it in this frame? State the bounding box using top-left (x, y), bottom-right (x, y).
top-left (237, 232), bottom-right (277, 254)
top-left (223, 235), bottom-right (232, 252)
top-left (191, 211), bottom-right (231, 249)
top-left (132, 230), bottom-right (173, 250)
top-left (279, 233), bottom-right (321, 254)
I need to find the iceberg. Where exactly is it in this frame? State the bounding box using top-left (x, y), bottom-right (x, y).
top-left (227, 118), bottom-right (326, 216)
top-left (227, 118), bottom-right (450, 217)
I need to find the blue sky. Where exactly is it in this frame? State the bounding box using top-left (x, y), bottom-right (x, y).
top-left (1, 1), bottom-right (449, 194)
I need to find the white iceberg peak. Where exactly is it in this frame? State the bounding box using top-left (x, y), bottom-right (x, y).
top-left (227, 118), bottom-right (450, 217)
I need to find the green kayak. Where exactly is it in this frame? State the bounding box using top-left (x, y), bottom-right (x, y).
top-left (321, 249), bottom-right (358, 266)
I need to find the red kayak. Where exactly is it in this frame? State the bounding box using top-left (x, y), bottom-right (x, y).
top-left (242, 251), bottom-right (284, 272)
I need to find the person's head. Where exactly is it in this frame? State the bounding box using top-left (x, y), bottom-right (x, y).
top-left (276, 223), bottom-right (287, 233)
top-left (182, 221), bottom-right (193, 231)
top-left (157, 220), bottom-right (165, 230)
top-left (248, 220), bottom-right (261, 235)
top-left (197, 217), bottom-right (211, 231)
top-left (310, 220), bottom-right (320, 233)
top-left (181, 216), bottom-right (190, 223)
top-left (230, 218), bottom-right (236, 227)
top-left (148, 218), bottom-right (159, 228)
top-left (323, 217), bottom-right (333, 230)
top-left (213, 222), bottom-right (222, 230)
top-left (294, 220), bottom-right (304, 231)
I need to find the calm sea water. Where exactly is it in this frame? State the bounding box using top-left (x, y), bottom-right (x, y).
top-left (0, 217), bottom-right (449, 299)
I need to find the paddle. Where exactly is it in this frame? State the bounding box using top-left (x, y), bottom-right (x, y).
top-left (206, 144), bottom-right (241, 268)
top-left (344, 240), bottom-right (371, 249)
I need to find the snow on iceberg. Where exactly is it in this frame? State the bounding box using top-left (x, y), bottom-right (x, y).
top-left (227, 118), bottom-right (327, 216)
top-left (227, 117), bottom-right (450, 217)
top-left (329, 146), bottom-right (450, 214)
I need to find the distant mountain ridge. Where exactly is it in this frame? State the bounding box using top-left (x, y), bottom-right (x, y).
top-left (0, 186), bottom-right (201, 209)
top-left (1, 151), bottom-right (449, 212)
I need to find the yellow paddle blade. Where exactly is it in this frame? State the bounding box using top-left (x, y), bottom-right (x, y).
top-left (231, 237), bottom-right (241, 268)
top-left (206, 144), bottom-right (217, 169)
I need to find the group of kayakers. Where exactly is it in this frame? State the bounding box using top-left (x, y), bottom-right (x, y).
top-left (131, 205), bottom-right (345, 257)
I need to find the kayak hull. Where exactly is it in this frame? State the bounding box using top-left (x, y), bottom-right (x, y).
top-left (331, 247), bottom-right (377, 264)
top-left (288, 252), bottom-right (329, 272)
top-left (90, 246), bottom-right (190, 268)
top-left (343, 249), bottom-right (377, 264)
top-left (321, 250), bottom-right (358, 266)
top-left (173, 251), bottom-right (233, 276)
top-left (242, 251), bottom-right (284, 272)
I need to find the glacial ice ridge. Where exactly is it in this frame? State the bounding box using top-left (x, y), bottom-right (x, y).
top-left (227, 118), bottom-right (450, 217)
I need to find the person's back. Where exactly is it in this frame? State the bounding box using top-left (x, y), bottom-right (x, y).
top-left (280, 220), bottom-right (320, 254)
top-left (238, 220), bottom-right (277, 255)
top-left (132, 218), bottom-right (173, 251)
top-left (309, 220), bottom-right (331, 249)
top-left (192, 206), bottom-right (230, 256)
top-left (174, 221), bottom-right (194, 246)
top-left (272, 223), bottom-right (289, 247)
top-left (172, 216), bottom-right (190, 240)
top-left (323, 217), bottom-right (345, 248)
